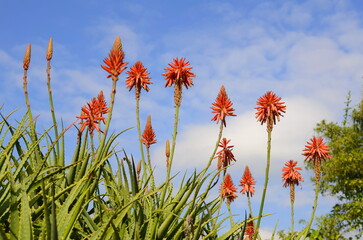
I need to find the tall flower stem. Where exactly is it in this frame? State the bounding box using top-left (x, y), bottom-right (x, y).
top-left (254, 129), bottom-right (272, 239)
top-left (227, 203), bottom-right (235, 227)
top-left (291, 196), bottom-right (295, 238)
top-left (136, 97), bottom-right (146, 177)
top-left (99, 79), bottom-right (117, 152)
top-left (166, 103), bottom-right (180, 181)
top-left (303, 180), bottom-right (320, 238)
top-left (46, 57), bottom-right (61, 165)
top-left (206, 122), bottom-right (224, 170)
top-left (247, 195), bottom-right (253, 217)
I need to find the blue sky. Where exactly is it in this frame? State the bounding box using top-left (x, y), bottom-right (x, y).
top-left (1, 0), bottom-right (362, 238)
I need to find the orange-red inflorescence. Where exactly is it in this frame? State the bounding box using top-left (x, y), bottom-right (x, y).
top-left (211, 86), bottom-right (236, 127)
top-left (239, 165), bottom-right (256, 197)
top-left (255, 91), bottom-right (286, 131)
top-left (219, 173), bottom-right (238, 204)
top-left (126, 61), bottom-right (152, 95)
top-left (216, 138), bottom-right (236, 173)
top-left (282, 160), bottom-right (304, 188)
top-left (142, 115), bottom-right (157, 148)
top-left (244, 217), bottom-right (255, 240)
top-left (101, 37), bottom-right (128, 80)
top-left (77, 91), bottom-right (110, 135)
top-left (163, 57), bottom-right (195, 88)
top-left (302, 136), bottom-right (331, 163)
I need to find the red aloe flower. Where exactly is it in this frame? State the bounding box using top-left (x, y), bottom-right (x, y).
top-left (219, 173), bottom-right (238, 204)
top-left (77, 91), bottom-right (109, 136)
top-left (126, 61), bottom-right (152, 97)
top-left (211, 86), bottom-right (236, 127)
top-left (282, 160), bottom-right (304, 188)
top-left (302, 136), bottom-right (331, 162)
top-left (163, 58), bottom-right (195, 88)
top-left (216, 138), bottom-right (236, 173)
top-left (142, 115), bottom-right (157, 148)
top-left (244, 216), bottom-right (255, 240)
top-left (302, 136), bottom-right (331, 182)
top-left (255, 91), bottom-right (286, 131)
top-left (94, 91), bottom-right (109, 123)
top-left (239, 166), bottom-right (256, 197)
top-left (101, 36), bottom-right (128, 80)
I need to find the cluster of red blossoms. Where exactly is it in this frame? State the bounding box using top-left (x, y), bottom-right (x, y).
top-left (211, 86), bottom-right (236, 127)
top-left (142, 115), bottom-right (157, 149)
top-left (77, 91), bottom-right (109, 136)
top-left (219, 166), bottom-right (256, 205)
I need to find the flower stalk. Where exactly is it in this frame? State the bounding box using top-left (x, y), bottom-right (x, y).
top-left (254, 91), bottom-right (286, 239)
top-left (45, 38), bottom-right (61, 165)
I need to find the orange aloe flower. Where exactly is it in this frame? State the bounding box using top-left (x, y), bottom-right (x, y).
top-left (216, 138), bottom-right (236, 173)
top-left (255, 91), bottom-right (286, 131)
top-left (77, 91), bottom-right (109, 135)
top-left (239, 166), bottom-right (256, 197)
top-left (163, 57), bottom-right (195, 88)
top-left (211, 86), bottom-right (236, 127)
top-left (302, 136), bottom-right (331, 182)
top-left (282, 160), bottom-right (304, 203)
top-left (126, 61), bottom-right (152, 98)
top-left (302, 136), bottom-right (331, 162)
top-left (244, 216), bottom-right (255, 240)
top-left (101, 36), bottom-right (128, 80)
top-left (219, 173), bottom-right (238, 204)
top-left (142, 115), bottom-right (157, 148)
top-left (282, 160), bottom-right (304, 188)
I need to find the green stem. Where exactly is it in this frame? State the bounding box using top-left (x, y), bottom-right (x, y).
top-left (166, 103), bottom-right (180, 181)
top-left (206, 122), bottom-right (224, 170)
top-left (227, 203), bottom-right (235, 227)
top-left (254, 130), bottom-right (272, 239)
top-left (291, 199), bottom-right (295, 239)
top-left (146, 147), bottom-right (155, 189)
top-left (302, 179), bottom-right (320, 238)
top-left (96, 78), bottom-right (117, 158)
top-left (46, 60), bottom-right (61, 165)
top-left (247, 195), bottom-right (253, 217)
top-left (136, 96), bottom-right (146, 179)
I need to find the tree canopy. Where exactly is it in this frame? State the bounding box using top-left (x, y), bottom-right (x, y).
top-left (314, 92), bottom-right (363, 239)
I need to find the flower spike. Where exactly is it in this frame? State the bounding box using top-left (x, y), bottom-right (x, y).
top-left (219, 173), bottom-right (238, 205)
top-left (126, 61), bottom-right (152, 99)
top-left (101, 36), bottom-right (128, 81)
top-left (302, 136), bottom-right (331, 182)
top-left (239, 165), bottom-right (256, 197)
top-left (142, 115), bottom-right (157, 148)
top-left (211, 86), bottom-right (236, 127)
top-left (255, 91), bottom-right (286, 131)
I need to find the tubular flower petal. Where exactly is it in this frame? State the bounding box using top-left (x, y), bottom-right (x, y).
top-left (282, 160), bottom-right (304, 188)
top-left (211, 86), bottom-right (236, 127)
top-left (216, 138), bottom-right (236, 173)
top-left (163, 57), bottom-right (195, 88)
top-left (239, 165), bottom-right (256, 197)
top-left (302, 136), bottom-right (331, 182)
top-left (101, 36), bottom-right (128, 80)
top-left (255, 91), bottom-right (286, 131)
top-left (126, 61), bottom-right (152, 97)
top-left (76, 91), bottom-right (109, 136)
top-left (142, 115), bottom-right (157, 148)
top-left (219, 173), bottom-right (238, 204)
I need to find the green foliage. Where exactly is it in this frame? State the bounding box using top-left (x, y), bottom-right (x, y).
top-left (314, 92), bottom-right (363, 239)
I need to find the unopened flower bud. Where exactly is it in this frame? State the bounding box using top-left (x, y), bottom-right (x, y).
top-left (23, 43), bottom-right (31, 70)
top-left (46, 38), bottom-right (53, 61)
top-left (165, 140), bottom-right (170, 158)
